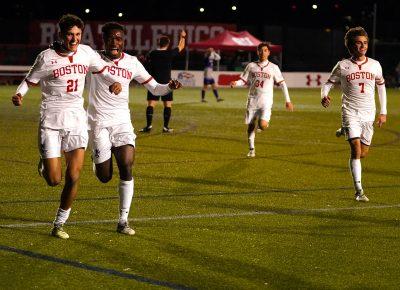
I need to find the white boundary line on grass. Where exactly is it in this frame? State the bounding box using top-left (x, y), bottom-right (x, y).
top-left (1, 203), bottom-right (400, 229)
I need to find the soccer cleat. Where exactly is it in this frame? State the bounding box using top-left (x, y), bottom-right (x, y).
top-left (37, 158), bottom-right (44, 177)
top-left (335, 127), bottom-right (344, 137)
top-left (162, 127), bottom-right (174, 133)
top-left (247, 149), bottom-right (255, 158)
top-left (355, 191), bottom-right (369, 202)
top-left (117, 222), bottom-right (135, 235)
top-left (216, 98), bottom-right (224, 102)
top-left (139, 126), bottom-right (152, 133)
top-left (201, 99), bottom-right (207, 103)
top-left (50, 226), bottom-right (69, 239)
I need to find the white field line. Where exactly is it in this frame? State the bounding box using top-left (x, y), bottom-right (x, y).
top-left (1, 204), bottom-right (400, 229)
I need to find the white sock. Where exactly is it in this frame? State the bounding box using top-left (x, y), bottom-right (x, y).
top-left (248, 131), bottom-right (255, 150)
top-left (118, 178), bottom-right (134, 224)
top-left (53, 208), bottom-right (71, 227)
top-left (349, 159), bottom-right (363, 192)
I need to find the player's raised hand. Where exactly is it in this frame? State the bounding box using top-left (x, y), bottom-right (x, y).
top-left (168, 79), bottom-right (182, 90)
top-left (286, 101), bottom-right (294, 111)
top-left (109, 82), bottom-right (122, 95)
top-left (321, 96), bottom-right (331, 108)
top-left (376, 114), bottom-right (387, 128)
top-left (230, 81), bottom-right (236, 88)
top-left (12, 93), bottom-right (23, 106)
top-left (180, 30), bottom-right (186, 38)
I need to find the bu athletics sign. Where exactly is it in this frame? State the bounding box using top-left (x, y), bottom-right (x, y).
top-left (29, 21), bottom-right (235, 52)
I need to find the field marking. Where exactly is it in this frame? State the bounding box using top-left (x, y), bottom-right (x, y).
top-left (1, 204), bottom-right (400, 229)
top-left (0, 245), bottom-right (192, 290)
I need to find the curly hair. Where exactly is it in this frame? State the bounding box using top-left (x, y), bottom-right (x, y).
top-left (101, 22), bottom-right (126, 38)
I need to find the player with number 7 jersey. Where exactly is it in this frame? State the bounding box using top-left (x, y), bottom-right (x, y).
top-left (321, 26), bottom-right (387, 202)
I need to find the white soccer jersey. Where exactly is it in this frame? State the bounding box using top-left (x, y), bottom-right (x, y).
top-left (24, 44), bottom-right (108, 129)
top-left (327, 57), bottom-right (385, 115)
top-left (239, 61), bottom-right (285, 109)
top-left (87, 52), bottom-right (153, 128)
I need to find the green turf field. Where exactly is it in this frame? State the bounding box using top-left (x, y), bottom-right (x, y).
top-left (1, 85), bottom-right (399, 289)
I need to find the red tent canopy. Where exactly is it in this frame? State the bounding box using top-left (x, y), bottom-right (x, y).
top-left (188, 30), bottom-right (282, 53)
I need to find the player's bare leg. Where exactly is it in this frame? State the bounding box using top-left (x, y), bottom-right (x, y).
top-left (257, 119), bottom-right (269, 132)
top-left (94, 158), bottom-right (113, 183)
top-left (247, 120), bottom-right (257, 157)
top-left (349, 139), bottom-right (369, 201)
top-left (41, 157), bottom-right (62, 186)
top-left (114, 145), bottom-right (135, 235)
top-left (51, 148), bottom-right (85, 239)
top-left (162, 100), bottom-right (173, 133)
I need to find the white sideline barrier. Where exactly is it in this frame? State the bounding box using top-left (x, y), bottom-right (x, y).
top-left (0, 66), bottom-right (330, 88)
top-left (172, 70), bottom-right (331, 88)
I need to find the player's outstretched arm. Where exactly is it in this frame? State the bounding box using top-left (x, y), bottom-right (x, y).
top-left (321, 96), bottom-right (331, 108)
top-left (168, 79), bottom-right (182, 90)
top-left (376, 114), bottom-right (386, 128)
top-left (286, 101), bottom-right (294, 111)
top-left (376, 82), bottom-right (387, 128)
top-left (177, 30), bottom-right (186, 52)
top-left (12, 80), bottom-right (32, 106)
top-left (11, 93), bottom-right (23, 106)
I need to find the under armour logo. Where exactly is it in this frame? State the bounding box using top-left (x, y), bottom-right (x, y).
top-left (51, 60), bottom-right (57, 64)
top-left (306, 74), bottom-right (321, 86)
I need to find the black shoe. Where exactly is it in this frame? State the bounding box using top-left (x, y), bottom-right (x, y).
top-left (201, 99), bottom-right (207, 103)
top-left (217, 98), bottom-right (224, 102)
top-left (139, 126), bottom-right (152, 133)
top-left (162, 127), bottom-right (174, 133)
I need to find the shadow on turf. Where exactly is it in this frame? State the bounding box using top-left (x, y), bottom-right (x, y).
top-left (0, 243), bottom-right (193, 289)
top-left (195, 200), bottom-right (400, 229)
top-left (139, 234), bottom-right (320, 289)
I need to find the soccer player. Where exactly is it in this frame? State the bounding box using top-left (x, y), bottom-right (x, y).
top-left (139, 30), bottom-right (186, 133)
top-left (11, 14), bottom-right (122, 239)
top-left (87, 23), bottom-right (182, 235)
top-left (321, 27), bottom-right (387, 202)
top-left (231, 42), bottom-right (293, 157)
top-left (201, 47), bottom-right (223, 102)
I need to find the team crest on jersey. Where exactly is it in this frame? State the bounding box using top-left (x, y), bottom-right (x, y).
top-left (94, 149), bottom-right (100, 158)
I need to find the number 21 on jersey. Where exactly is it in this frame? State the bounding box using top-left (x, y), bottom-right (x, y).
top-left (66, 79), bottom-right (78, 92)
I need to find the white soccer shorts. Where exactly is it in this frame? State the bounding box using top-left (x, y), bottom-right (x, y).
top-left (245, 107), bottom-right (272, 125)
top-left (90, 123), bottom-right (136, 164)
top-left (342, 115), bottom-right (374, 146)
top-left (39, 126), bottom-right (88, 159)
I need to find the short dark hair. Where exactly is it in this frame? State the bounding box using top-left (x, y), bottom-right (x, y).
top-left (58, 14), bottom-right (84, 34)
top-left (344, 27), bottom-right (369, 52)
top-left (158, 35), bottom-right (170, 48)
top-left (257, 42), bottom-right (271, 51)
top-left (102, 22), bottom-right (126, 37)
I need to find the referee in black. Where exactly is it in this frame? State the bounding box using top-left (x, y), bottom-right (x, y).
top-left (140, 30), bottom-right (186, 133)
